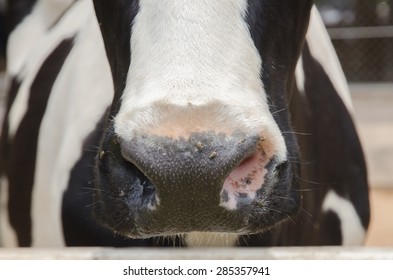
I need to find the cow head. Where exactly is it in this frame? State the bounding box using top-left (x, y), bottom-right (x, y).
top-left (93, 0), bottom-right (313, 238)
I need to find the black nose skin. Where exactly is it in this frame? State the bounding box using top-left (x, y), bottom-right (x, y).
top-left (120, 132), bottom-right (260, 228)
top-left (122, 132), bottom-right (259, 192)
top-left (94, 126), bottom-right (299, 238)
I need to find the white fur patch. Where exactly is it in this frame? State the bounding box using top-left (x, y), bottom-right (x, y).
top-left (30, 0), bottom-right (112, 246)
top-left (305, 6), bottom-right (353, 112)
top-left (115, 0), bottom-right (287, 163)
top-left (295, 54), bottom-right (305, 94)
top-left (1, 0), bottom-right (82, 248)
top-left (322, 190), bottom-right (366, 246)
top-left (7, 0), bottom-right (83, 140)
top-left (7, 0), bottom-right (75, 77)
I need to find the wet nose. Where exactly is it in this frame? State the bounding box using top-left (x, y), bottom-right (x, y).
top-left (119, 132), bottom-right (269, 211)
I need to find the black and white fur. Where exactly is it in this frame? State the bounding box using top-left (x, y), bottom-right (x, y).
top-left (0, 0), bottom-right (369, 247)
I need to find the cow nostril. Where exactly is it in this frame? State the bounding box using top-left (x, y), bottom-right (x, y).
top-left (142, 181), bottom-right (155, 196)
top-left (223, 151), bottom-right (266, 189)
top-left (238, 155), bottom-right (256, 169)
top-left (117, 132), bottom-right (272, 212)
top-left (98, 135), bottom-right (158, 206)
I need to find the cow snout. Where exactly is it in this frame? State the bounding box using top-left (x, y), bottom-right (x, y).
top-left (94, 125), bottom-right (299, 238)
top-left (120, 132), bottom-right (263, 210)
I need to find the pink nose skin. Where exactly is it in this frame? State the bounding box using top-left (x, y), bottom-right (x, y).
top-left (221, 147), bottom-right (268, 210)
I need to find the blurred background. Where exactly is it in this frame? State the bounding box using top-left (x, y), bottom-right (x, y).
top-left (0, 0), bottom-right (391, 247)
top-left (315, 0), bottom-right (393, 246)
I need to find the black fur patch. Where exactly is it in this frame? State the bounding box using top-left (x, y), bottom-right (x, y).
top-left (301, 43), bottom-right (370, 230)
top-left (0, 78), bottom-right (21, 174)
top-left (319, 210), bottom-right (342, 245)
top-left (92, 0), bottom-right (140, 112)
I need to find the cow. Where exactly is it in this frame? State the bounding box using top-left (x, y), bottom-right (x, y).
top-left (0, 0), bottom-right (369, 248)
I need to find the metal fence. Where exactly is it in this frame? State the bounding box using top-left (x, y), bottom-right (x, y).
top-left (317, 0), bottom-right (393, 82)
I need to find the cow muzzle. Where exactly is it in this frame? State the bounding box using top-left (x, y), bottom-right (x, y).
top-left (94, 126), bottom-right (299, 238)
